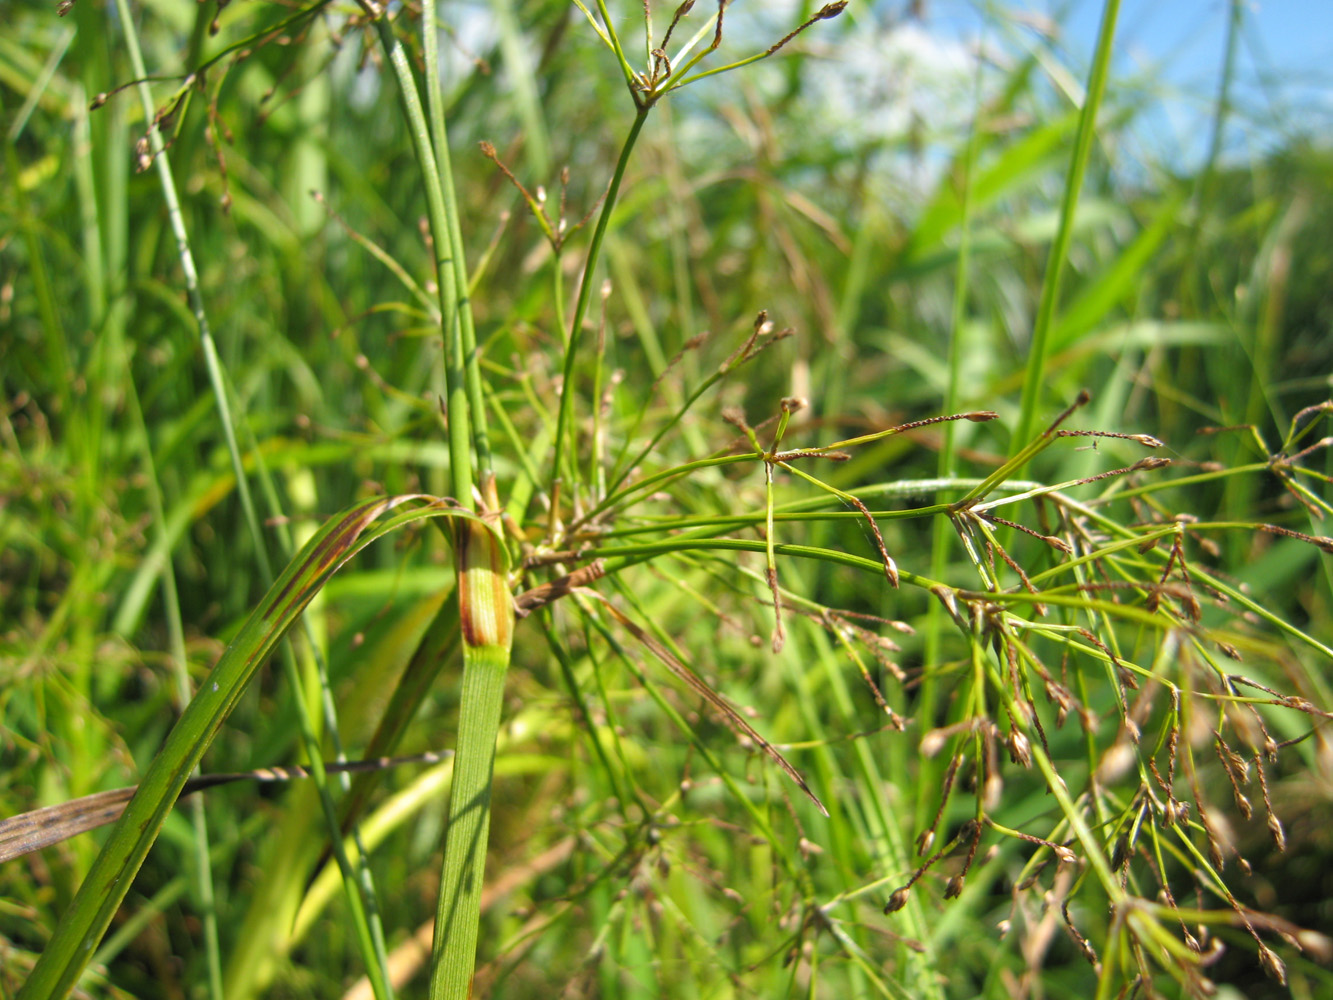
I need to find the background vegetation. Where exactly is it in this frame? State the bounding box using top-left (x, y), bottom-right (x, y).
top-left (3, 0), bottom-right (1331, 997)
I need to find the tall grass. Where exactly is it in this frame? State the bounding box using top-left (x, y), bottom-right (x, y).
top-left (3, 1), bottom-right (1332, 998)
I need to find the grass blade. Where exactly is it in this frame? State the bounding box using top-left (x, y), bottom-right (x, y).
top-left (17, 496), bottom-right (469, 1000)
top-left (428, 518), bottom-right (515, 999)
top-left (1012, 0), bottom-right (1123, 454)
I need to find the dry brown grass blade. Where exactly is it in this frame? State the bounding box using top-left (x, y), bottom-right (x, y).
top-left (0, 752), bottom-right (453, 864)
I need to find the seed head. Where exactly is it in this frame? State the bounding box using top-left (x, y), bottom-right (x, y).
top-left (1007, 729), bottom-right (1032, 768)
top-left (884, 887), bottom-right (910, 913)
top-left (1257, 943), bottom-right (1287, 985)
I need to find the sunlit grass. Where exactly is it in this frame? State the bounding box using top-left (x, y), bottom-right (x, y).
top-left (3, 1), bottom-right (1332, 998)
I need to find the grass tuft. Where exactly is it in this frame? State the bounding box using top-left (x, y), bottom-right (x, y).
top-left (3, 2), bottom-right (1332, 998)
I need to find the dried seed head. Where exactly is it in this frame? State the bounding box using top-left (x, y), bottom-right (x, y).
top-left (1007, 729), bottom-right (1032, 768)
top-left (884, 887), bottom-right (910, 913)
top-left (931, 585), bottom-right (959, 621)
top-left (1164, 798), bottom-right (1189, 826)
top-left (1133, 456), bottom-right (1172, 471)
top-left (1257, 943), bottom-right (1287, 984)
top-left (1043, 534), bottom-right (1073, 553)
top-left (815, 1), bottom-right (848, 19)
top-left (1267, 814), bottom-right (1287, 851)
top-left (916, 829), bottom-right (935, 856)
top-left (943, 875), bottom-right (965, 899)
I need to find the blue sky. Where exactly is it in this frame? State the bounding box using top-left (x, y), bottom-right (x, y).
top-left (1060, 0), bottom-right (1333, 160)
top-left (899, 1), bottom-right (1332, 168)
top-left (1064, 0), bottom-right (1333, 92)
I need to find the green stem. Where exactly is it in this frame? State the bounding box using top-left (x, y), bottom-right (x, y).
top-left (373, 12), bottom-right (475, 506)
top-left (550, 106), bottom-right (651, 505)
top-left (422, 0), bottom-right (494, 488)
top-left (591, 0), bottom-right (639, 90)
top-left (1011, 0), bottom-right (1121, 459)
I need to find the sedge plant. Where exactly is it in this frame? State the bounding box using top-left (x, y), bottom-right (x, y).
top-left (4, 2), bottom-right (1333, 999)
